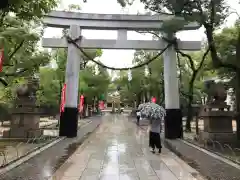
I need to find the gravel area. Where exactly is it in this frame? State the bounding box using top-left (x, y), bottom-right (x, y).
top-left (164, 139), bottom-right (240, 180)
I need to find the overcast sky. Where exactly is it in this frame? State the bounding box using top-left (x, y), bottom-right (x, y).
top-left (44, 0), bottom-right (240, 69)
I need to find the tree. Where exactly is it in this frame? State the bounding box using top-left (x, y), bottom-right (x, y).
top-left (0, 0), bottom-right (57, 21)
top-left (0, 15), bottom-right (52, 86)
top-left (134, 32), bottom-right (210, 131)
top-left (113, 50), bottom-right (165, 107)
top-left (0, 0), bottom-right (58, 86)
top-left (0, 0), bottom-right (58, 122)
top-left (80, 65), bottom-right (110, 105)
top-left (37, 67), bottom-right (60, 112)
top-left (214, 24), bottom-right (240, 109)
top-left (117, 0), bottom-right (240, 137)
top-left (177, 48), bottom-right (210, 131)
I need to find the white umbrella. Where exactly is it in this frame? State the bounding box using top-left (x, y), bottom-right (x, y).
top-left (139, 102), bottom-right (166, 120)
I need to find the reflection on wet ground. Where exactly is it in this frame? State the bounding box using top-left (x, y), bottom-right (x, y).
top-left (0, 138), bottom-right (56, 167)
top-left (50, 114), bottom-right (202, 180)
top-left (0, 118), bottom-right (101, 180)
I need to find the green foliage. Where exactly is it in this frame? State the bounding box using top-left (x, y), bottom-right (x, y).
top-left (37, 47), bottom-right (109, 108)
top-left (37, 67), bottom-right (60, 108)
top-left (1, 0), bottom-right (58, 21)
top-left (214, 25), bottom-right (239, 79)
top-left (68, 4), bottom-right (81, 11)
top-left (0, 0), bottom-right (58, 88)
top-left (113, 51), bottom-right (165, 105)
top-left (0, 14), bottom-right (51, 86)
top-left (139, 0), bottom-right (228, 27)
top-left (161, 18), bottom-right (186, 33)
top-left (212, 24), bottom-right (240, 108)
top-left (79, 65), bottom-right (110, 104)
top-left (113, 47), bottom-right (216, 113)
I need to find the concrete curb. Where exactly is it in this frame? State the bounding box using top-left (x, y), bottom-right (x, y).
top-left (180, 139), bottom-right (240, 170)
top-left (0, 137), bottom-right (64, 175)
top-left (164, 138), bottom-right (240, 180)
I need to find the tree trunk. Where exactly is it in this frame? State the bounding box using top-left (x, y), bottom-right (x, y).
top-left (185, 85), bottom-right (193, 132)
top-left (136, 92), bottom-right (141, 106)
top-left (144, 90), bottom-right (148, 102)
top-left (185, 72), bottom-right (197, 132)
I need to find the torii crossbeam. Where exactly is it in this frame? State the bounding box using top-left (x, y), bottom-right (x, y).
top-left (42, 11), bottom-right (201, 139)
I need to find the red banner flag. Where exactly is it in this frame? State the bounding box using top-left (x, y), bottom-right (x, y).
top-left (60, 84), bottom-right (66, 113)
top-left (99, 100), bottom-right (105, 110)
top-left (0, 49), bottom-right (4, 72)
top-left (78, 95), bottom-right (84, 112)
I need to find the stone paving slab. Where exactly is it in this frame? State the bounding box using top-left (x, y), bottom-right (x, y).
top-left (49, 114), bottom-right (204, 180)
top-left (165, 139), bottom-right (240, 180)
top-left (0, 117), bottom-right (101, 180)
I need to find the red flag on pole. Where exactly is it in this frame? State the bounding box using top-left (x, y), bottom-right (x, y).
top-left (0, 49), bottom-right (4, 72)
top-left (99, 100), bottom-right (104, 110)
top-left (78, 95), bottom-right (84, 112)
top-left (60, 83), bottom-right (66, 113)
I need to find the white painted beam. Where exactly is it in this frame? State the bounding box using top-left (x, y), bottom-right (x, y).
top-left (43, 11), bottom-right (200, 31)
top-left (47, 11), bottom-right (175, 21)
top-left (117, 30), bottom-right (127, 41)
top-left (42, 38), bottom-right (201, 51)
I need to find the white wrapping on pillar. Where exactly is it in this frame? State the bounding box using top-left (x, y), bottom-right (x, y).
top-left (65, 25), bottom-right (81, 108)
top-left (163, 34), bottom-right (180, 109)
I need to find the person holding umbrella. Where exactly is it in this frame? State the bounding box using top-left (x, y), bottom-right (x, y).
top-left (140, 102), bottom-right (165, 154)
top-left (138, 102), bottom-right (165, 154)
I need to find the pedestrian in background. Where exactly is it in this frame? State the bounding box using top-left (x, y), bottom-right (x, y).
top-left (136, 110), bottom-right (141, 125)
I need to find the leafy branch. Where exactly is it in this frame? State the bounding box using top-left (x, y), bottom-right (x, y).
top-left (8, 40), bottom-right (25, 61)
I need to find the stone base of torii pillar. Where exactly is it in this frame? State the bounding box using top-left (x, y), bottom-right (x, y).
top-left (59, 108), bottom-right (78, 137)
top-left (165, 109), bottom-right (183, 139)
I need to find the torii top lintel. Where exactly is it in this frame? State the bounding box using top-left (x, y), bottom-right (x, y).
top-left (43, 11), bottom-right (200, 31)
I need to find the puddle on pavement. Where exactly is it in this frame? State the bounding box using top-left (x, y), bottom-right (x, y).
top-left (0, 135), bottom-right (58, 167)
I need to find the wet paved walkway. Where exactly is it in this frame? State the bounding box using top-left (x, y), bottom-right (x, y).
top-left (0, 117), bottom-right (101, 180)
top-left (50, 114), bottom-right (203, 180)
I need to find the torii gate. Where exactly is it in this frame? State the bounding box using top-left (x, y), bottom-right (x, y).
top-left (42, 11), bottom-right (201, 138)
